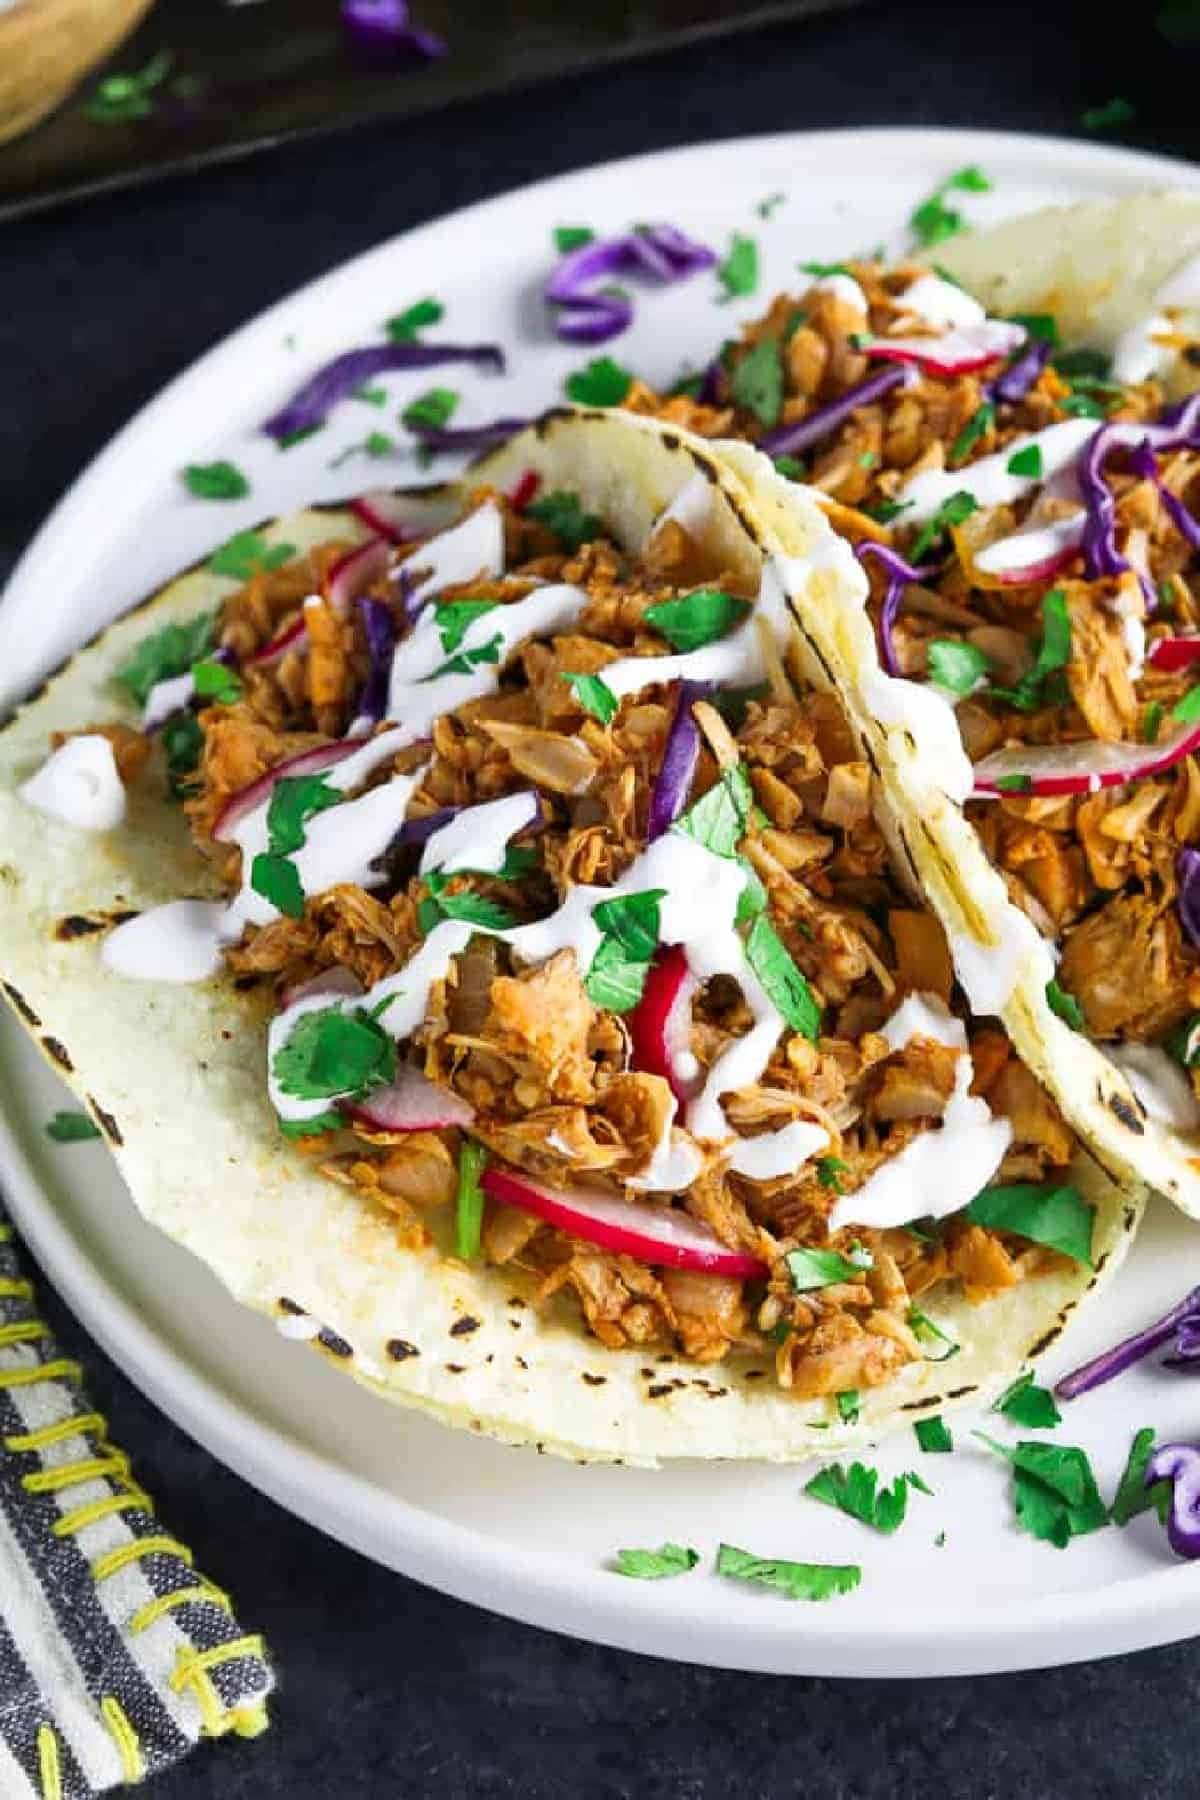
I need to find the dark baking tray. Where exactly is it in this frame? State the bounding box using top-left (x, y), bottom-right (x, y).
top-left (0, 0), bottom-right (862, 222)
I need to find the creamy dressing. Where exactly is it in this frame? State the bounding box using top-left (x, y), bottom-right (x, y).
top-left (858, 669), bottom-right (974, 804)
top-left (627, 1124), bottom-right (706, 1193)
top-left (142, 671), bottom-right (196, 731)
top-left (650, 471), bottom-right (715, 544)
top-left (602, 555), bottom-right (793, 701)
top-left (896, 419), bottom-right (1097, 525)
top-left (901, 274), bottom-right (986, 331)
top-left (974, 512), bottom-right (1086, 576)
top-left (812, 273), bottom-right (869, 315)
top-left (400, 500), bottom-right (505, 614)
top-left (1111, 251), bottom-right (1200, 385)
top-left (19, 736), bottom-right (126, 832)
top-left (419, 792), bottom-right (540, 877)
top-left (950, 910), bottom-right (1054, 1017)
top-left (880, 991), bottom-right (965, 1053)
top-left (726, 1118), bottom-right (828, 1180)
top-left (1109, 1043), bottom-right (1200, 1132)
top-left (101, 900), bottom-right (226, 984)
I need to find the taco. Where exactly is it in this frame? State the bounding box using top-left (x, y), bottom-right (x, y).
top-left (632, 193), bottom-right (1200, 1220)
top-left (0, 408), bottom-right (1136, 1463)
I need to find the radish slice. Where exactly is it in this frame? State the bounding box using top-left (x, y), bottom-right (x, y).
top-left (326, 536), bottom-right (391, 614)
top-left (481, 1166), bottom-right (766, 1277)
top-left (341, 1066), bottom-right (475, 1132)
top-left (974, 516), bottom-right (1085, 586)
top-left (350, 492), bottom-right (418, 543)
top-left (1149, 635), bottom-right (1200, 673)
top-left (860, 321), bottom-right (1025, 376)
top-left (247, 616), bottom-right (308, 667)
top-left (509, 469), bottom-right (541, 512)
top-left (212, 739), bottom-right (364, 841)
top-left (280, 966), bottom-right (364, 1010)
top-left (973, 717), bottom-right (1200, 798)
top-left (629, 946), bottom-right (701, 1105)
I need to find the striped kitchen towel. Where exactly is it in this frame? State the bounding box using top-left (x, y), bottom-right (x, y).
top-left (0, 1208), bottom-right (273, 1796)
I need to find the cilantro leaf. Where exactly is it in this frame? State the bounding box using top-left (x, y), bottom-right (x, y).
top-left (966, 1181), bottom-right (1094, 1265)
top-left (526, 490), bottom-right (603, 552)
top-left (986, 589), bottom-right (1072, 713)
top-left (1006, 443), bottom-right (1044, 479)
top-left (1166, 1013), bottom-right (1200, 1068)
top-left (908, 1305), bottom-right (959, 1362)
top-left (192, 658), bottom-right (243, 707)
top-left (182, 460), bottom-right (249, 501)
top-left (836, 1390), bottom-right (861, 1424)
top-left (584, 935), bottom-right (652, 1013)
top-left (562, 672), bottom-right (618, 725)
top-left (424, 632), bottom-right (503, 682)
top-left (745, 915), bottom-right (821, 1040)
top-left (114, 612), bottom-right (215, 708)
top-left (716, 1543), bottom-right (861, 1602)
top-left (45, 1110), bottom-right (101, 1143)
top-left (949, 402), bottom-right (994, 467)
top-left (84, 51), bottom-right (173, 123)
top-left (386, 298), bottom-right (444, 342)
top-left (355, 384), bottom-right (388, 406)
top-left (1171, 684), bottom-right (1200, 725)
top-left (402, 387), bottom-right (460, 434)
top-left (1008, 313), bottom-right (1060, 347)
top-left (716, 233), bottom-right (759, 300)
top-left (976, 1434), bottom-right (1108, 1547)
top-left (734, 857), bottom-right (768, 925)
top-left (422, 872), bottom-right (517, 932)
top-left (915, 1416), bottom-right (953, 1454)
top-left (1111, 1426), bottom-right (1172, 1526)
top-left (272, 1004), bottom-right (397, 1102)
top-left (786, 1246), bottom-right (872, 1292)
top-left (816, 1155), bottom-right (847, 1193)
top-left (993, 1371), bottom-right (1061, 1429)
top-left (908, 165), bottom-right (991, 248)
top-left (1045, 978), bottom-right (1085, 1031)
top-left (730, 338), bottom-right (783, 428)
top-left (208, 530), bottom-right (296, 581)
top-left (804, 1461), bottom-right (928, 1535)
top-left (1143, 700), bottom-right (1164, 743)
top-left (455, 1140), bottom-right (488, 1260)
top-left (927, 639), bottom-right (990, 697)
top-left (613, 1543), bottom-right (700, 1580)
top-left (910, 490), bottom-right (979, 561)
top-left (676, 764), bottom-right (753, 859)
top-left (433, 598), bottom-right (498, 655)
top-left (278, 1112), bottom-right (344, 1139)
top-left (266, 775), bottom-right (341, 856)
top-left (591, 889), bottom-right (665, 963)
top-left (773, 454), bottom-right (807, 480)
top-left (1082, 96), bottom-right (1136, 133)
top-left (162, 711), bottom-right (205, 799)
top-left (643, 590), bottom-right (750, 653)
top-left (554, 226), bottom-right (595, 253)
top-left (799, 260), bottom-right (851, 278)
top-left (251, 852), bottom-right (306, 919)
top-left (757, 193), bottom-right (786, 219)
top-left (564, 356), bottom-right (633, 407)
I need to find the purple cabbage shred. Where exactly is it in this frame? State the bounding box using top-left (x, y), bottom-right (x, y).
top-left (855, 541), bottom-right (940, 679)
top-left (989, 338), bottom-right (1051, 406)
top-left (1055, 1283), bottom-right (1200, 1399)
top-left (263, 342), bottom-right (503, 442)
top-left (647, 679), bottom-right (714, 840)
top-left (340, 0), bottom-right (446, 59)
top-left (407, 416), bottom-right (530, 457)
top-left (1145, 1443), bottom-right (1200, 1558)
top-left (546, 225), bottom-right (715, 346)
top-left (354, 596), bottom-right (397, 725)
top-left (1177, 848), bottom-right (1200, 950)
top-left (760, 365), bottom-right (907, 459)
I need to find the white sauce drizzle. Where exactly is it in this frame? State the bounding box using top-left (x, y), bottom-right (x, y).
top-left (901, 274), bottom-right (986, 331)
top-left (811, 273), bottom-right (869, 315)
top-left (627, 1123), bottom-right (706, 1193)
top-left (859, 669), bottom-right (974, 804)
top-left (19, 736), bottom-right (126, 832)
top-left (650, 471), bottom-right (714, 543)
top-left (1109, 1043), bottom-right (1200, 1133)
top-left (101, 900), bottom-right (226, 984)
top-left (880, 991), bottom-right (965, 1053)
top-left (896, 419), bottom-right (1097, 525)
top-left (419, 792), bottom-right (540, 877)
top-left (1111, 251), bottom-right (1200, 386)
top-left (974, 513), bottom-right (1086, 577)
top-left (601, 555), bottom-right (792, 700)
top-left (401, 499), bottom-right (505, 614)
top-left (142, 671), bottom-right (196, 731)
top-left (725, 1118), bottom-right (828, 1181)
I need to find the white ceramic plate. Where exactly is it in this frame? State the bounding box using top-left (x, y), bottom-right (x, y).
top-left (5, 127), bottom-right (1200, 1677)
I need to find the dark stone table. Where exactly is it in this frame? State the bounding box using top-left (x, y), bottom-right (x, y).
top-left (6, 2), bottom-right (1200, 1792)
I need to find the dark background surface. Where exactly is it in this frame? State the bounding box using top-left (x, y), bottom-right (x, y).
top-left (6, 2), bottom-right (1200, 1794)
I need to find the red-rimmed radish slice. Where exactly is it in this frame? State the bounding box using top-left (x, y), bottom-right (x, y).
top-left (509, 469), bottom-right (541, 512)
top-left (1149, 635), bottom-right (1200, 673)
top-left (279, 966), bottom-right (364, 1010)
top-left (973, 516), bottom-right (1085, 587)
top-left (326, 536), bottom-right (391, 613)
top-left (340, 1066), bottom-right (475, 1133)
top-left (481, 1167), bottom-right (766, 1276)
top-left (247, 616), bottom-right (308, 667)
top-left (973, 718), bottom-right (1200, 798)
top-left (212, 739), bottom-right (362, 841)
top-left (350, 491), bottom-right (417, 543)
top-left (860, 321), bottom-right (1025, 376)
top-left (629, 946), bottom-right (701, 1105)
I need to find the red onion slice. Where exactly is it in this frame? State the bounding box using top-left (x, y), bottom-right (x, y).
top-left (280, 966), bottom-right (365, 1009)
top-left (247, 617), bottom-right (308, 667)
top-left (341, 1066), bottom-right (475, 1133)
top-left (973, 717), bottom-right (1200, 798)
top-left (647, 679), bottom-right (712, 839)
top-left (350, 492), bottom-right (419, 544)
top-left (326, 536), bottom-right (391, 614)
top-left (212, 739), bottom-right (365, 841)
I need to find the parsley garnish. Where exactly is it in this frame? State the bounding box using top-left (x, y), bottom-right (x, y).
top-left (433, 598), bottom-right (498, 654)
top-left (526, 490), bottom-right (603, 552)
top-left (745, 915), bottom-right (821, 1040)
top-left (966, 1180), bottom-right (1094, 1264)
top-left (182, 460), bottom-right (249, 501)
top-left (84, 52), bottom-right (173, 123)
top-left (1006, 443), bottom-right (1044, 479)
top-left (1009, 313), bottom-right (1060, 347)
top-left (114, 612), bottom-right (215, 708)
top-left (804, 1461), bottom-right (930, 1535)
top-left (910, 490), bottom-right (979, 561)
top-left (208, 531), bottom-right (296, 581)
top-left (976, 1434), bottom-right (1108, 1547)
top-left (423, 633), bottom-right (503, 682)
top-left (564, 356), bottom-right (633, 407)
top-left (799, 260), bottom-right (851, 278)
top-left (994, 1371), bottom-right (1061, 1429)
top-left (45, 1111), bottom-right (101, 1143)
top-left (1045, 978), bottom-right (1085, 1032)
top-left (554, 226), bottom-right (595, 253)
top-left (192, 658), bottom-right (243, 707)
top-left (773, 454), bottom-right (807, 480)
top-left (585, 890), bottom-right (665, 1012)
top-left (584, 937), bottom-right (652, 1012)
top-left (716, 1543), bottom-right (861, 1602)
top-left (676, 763), bottom-right (753, 859)
top-left (613, 1543), bottom-right (699, 1580)
top-left (266, 775), bottom-right (341, 855)
top-left (1111, 1427), bottom-right (1172, 1526)
top-left (836, 1390), bottom-right (861, 1424)
top-left (643, 589), bottom-right (749, 653)
top-left (716, 233), bottom-right (759, 299)
top-left (251, 853), bottom-right (305, 919)
top-left (986, 588), bottom-right (1072, 713)
top-left (419, 869), bottom-right (517, 935)
top-left (1081, 96), bottom-right (1136, 133)
top-left (786, 1245), bottom-right (873, 1292)
top-left (1171, 684), bottom-right (1200, 725)
top-left (870, 498), bottom-right (914, 525)
top-left (915, 1416), bottom-right (953, 1454)
top-left (401, 387), bottom-right (459, 434)
top-left (386, 298), bottom-right (444, 342)
top-left (927, 639), bottom-right (990, 697)
top-left (908, 1305), bottom-right (960, 1362)
top-left (562, 672), bottom-right (618, 724)
top-left (272, 1005), bottom-right (397, 1103)
top-left (816, 1155), bottom-right (847, 1193)
top-left (162, 712), bottom-right (204, 799)
top-left (455, 1140), bottom-right (488, 1260)
top-left (908, 165), bottom-right (992, 248)
top-left (949, 402), bottom-right (995, 466)
top-left (729, 338), bottom-right (783, 428)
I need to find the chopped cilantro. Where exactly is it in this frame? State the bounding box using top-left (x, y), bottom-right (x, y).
top-left (420, 870), bottom-right (517, 934)
top-left (934, 1531), bottom-right (947, 1547)
top-left (1055, 346), bottom-right (1114, 382)
top-left (667, 371), bottom-right (704, 400)
top-left (355, 384), bottom-right (388, 406)
top-left (949, 402), bottom-right (995, 467)
top-left (45, 1111), bottom-right (101, 1143)
top-left (976, 1433), bottom-right (1108, 1547)
top-left (278, 1113), bottom-right (343, 1139)
top-left (276, 425), bottom-right (322, 451)
top-left (908, 165), bottom-right (992, 248)
top-left (584, 936), bottom-right (652, 1013)
top-left (1006, 443), bottom-right (1044, 479)
top-left (965, 1180), bottom-right (1094, 1264)
top-left (745, 915), bottom-right (821, 1040)
top-left (192, 658), bottom-right (243, 707)
top-left (454, 1140), bottom-right (488, 1260)
top-left (424, 633), bottom-right (503, 682)
top-left (816, 1155), bottom-right (847, 1194)
top-left (994, 1371), bottom-right (1061, 1429)
top-left (554, 226), bottom-right (595, 253)
top-left (1081, 97), bottom-right (1136, 133)
top-left (84, 51), bottom-right (173, 123)
top-left (716, 1543), bottom-right (861, 1602)
top-left (182, 460), bottom-right (249, 501)
top-left (908, 1306), bottom-right (960, 1362)
top-left (208, 530), bottom-right (296, 581)
top-left (771, 454), bottom-right (806, 482)
top-left (804, 1461), bottom-right (929, 1535)
top-left (1009, 313), bottom-right (1060, 347)
top-left (836, 1390), bottom-right (861, 1424)
top-left (1045, 978), bottom-right (1085, 1032)
top-left (401, 387), bottom-right (459, 434)
top-left (910, 489), bottom-right (979, 561)
top-left (433, 598), bottom-right (497, 655)
top-left (1166, 1013), bottom-right (1200, 1068)
top-left (799, 260), bottom-right (851, 278)
top-left (385, 298), bottom-right (444, 342)
top-left (786, 1246), bottom-right (873, 1292)
top-left (995, 773), bottom-right (1033, 793)
top-left (756, 193), bottom-right (787, 219)
top-left (927, 639), bottom-right (990, 697)
top-left (251, 853), bottom-right (305, 919)
top-left (1060, 393), bottom-right (1107, 421)
top-left (272, 1005), bottom-right (397, 1102)
top-left (915, 1416), bottom-right (953, 1454)
top-left (676, 764), bottom-right (753, 859)
top-left (987, 588), bottom-right (1072, 713)
top-left (562, 671), bottom-right (618, 724)
top-left (526, 490), bottom-right (603, 552)
top-left (643, 589), bottom-right (749, 653)
top-left (858, 451), bottom-right (878, 469)
top-left (114, 612), bottom-right (215, 708)
top-left (1111, 1426), bottom-right (1172, 1526)
top-left (162, 711), bottom-right (204, 799)
top-left (266, 774), bottom-right (341, 856)
top-left (716, 233), bottom-right (759, 299)
top-left (871, 498), bottom-right (914, 525)
top-left (564, 356), bottom-right (633, 407)
top-left (591, 890), bottom-right (665, 963)
top-left (1171, 684), bottom-right (1200, 725)
top-left (613, 1543), bottom-right (699, 1580)
top-left (729, 337), bottom-right (784, 429)
top-left (330, 431), bottom-right (396, 468)
top-left (1143, 700), bottom-right (1164, 744)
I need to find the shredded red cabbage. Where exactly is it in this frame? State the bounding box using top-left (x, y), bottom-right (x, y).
top-left (760, 365), bottom-right (907, 459)
top-left (697, 358), bottom-right (724, 406)
top-left (1177, 848), bottom-right (1200, 950)
top-left (855, 542), bottom-right (940, 679)
top-left (406, 416), bottom-right (530, 456)
top-left (989, 337), bottom-right (1051, 406)
top-left (1055, 1283), bottom-right (1200, 1399)
top-left (1145, 1443), bottom-right (1200, 1558)
top-left (354, 597), bottom-right (397, 725)
top-left (340, 0), bottom-right (445, 58)
top-left (1081, 392), bottom-right (1200, 587)
top-left (263, 342), bottom-right (504, 442)
top-left (545, 225), bottom-right (715, 346)
top-left (647, 679), bottom-right (713, 840)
